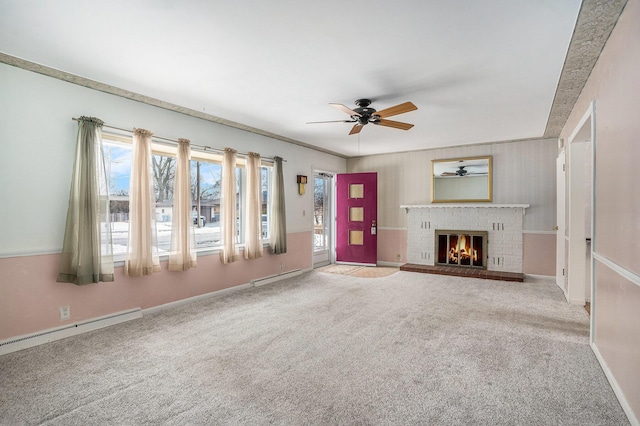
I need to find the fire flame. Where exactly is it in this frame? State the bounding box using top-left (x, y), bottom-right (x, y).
top-left (448, 235), bottom-right (479, 264)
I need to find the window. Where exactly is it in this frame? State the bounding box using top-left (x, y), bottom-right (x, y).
top-left (104, 136), bottom-right (182, 258)
top-left (152, 151), bottom-right (176, 255)
top-left (233, 161), bottom-right (273, 242)
top-left (190, 154), bottom-right (223, 249)
top-left (104, 138), bottom-right (132, 258)
top-left (102, 132), bottom-right (273, 259)
top-left (236, 166), bottom-right (244, 244)
top-left (261, 165), bottom-right (271, 239)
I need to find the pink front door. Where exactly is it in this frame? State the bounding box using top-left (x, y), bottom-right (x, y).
top-left (336, 172), bottom-right (377, 265)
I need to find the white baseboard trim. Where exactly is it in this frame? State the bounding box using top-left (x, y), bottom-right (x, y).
top-left (0, 269), bottom-right (313, 356)
top-left (336, 262), bottom-right (376, 267)
top-left (524, 274), bottom-right (555, 280)
top-left (143, 282), bottom-right (254, 315)
top-left (377, 261), bottom-right (404, 267)
top-left (591, 342), bottom-right (639, 426)
top-left (145, 269), bottom-right (309, 315)
top-left (0, 308), bottom-right (142, 356)
top-left (252, 268), bottom-right (306, 287)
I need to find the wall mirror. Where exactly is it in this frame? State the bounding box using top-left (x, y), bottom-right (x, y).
top-left (431, 156), bottom-right (492, 203)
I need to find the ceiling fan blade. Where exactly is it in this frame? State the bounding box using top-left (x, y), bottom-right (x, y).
top-left (375, 118), bottom-right (414, 130)
top-left (349, 124), bottom-right (363, 135)
top-left (440, 172), bottom-right (458, 176)
top-left (306, 120), bottom-right (356, 124)
top-left (373, 101), bottom-right (418, 118)
top-left (330, 103), bottom-right (361, 117)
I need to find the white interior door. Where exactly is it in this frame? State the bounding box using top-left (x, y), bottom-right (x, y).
top-left (556, 150), bottom-right (566, 290)
top-left (567, 141), bottom-right (587, 305)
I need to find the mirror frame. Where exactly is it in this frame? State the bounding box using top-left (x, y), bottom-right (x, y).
top-left (431, 155), bottom-right (493, 203)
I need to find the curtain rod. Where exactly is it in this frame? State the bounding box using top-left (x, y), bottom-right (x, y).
top-left (72, 117), bottom-right (286, 162)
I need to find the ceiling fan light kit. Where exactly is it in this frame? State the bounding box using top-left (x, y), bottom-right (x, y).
top-left (309, 99), bottom-right (417, 135)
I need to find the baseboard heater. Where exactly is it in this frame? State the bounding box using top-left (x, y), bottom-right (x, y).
top-left (0, 308), bottom-right (142, 356)
top-left (252, 268), bottom-right (304, 287)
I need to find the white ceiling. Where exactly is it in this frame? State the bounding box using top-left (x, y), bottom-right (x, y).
top-left (0, 0), bottom-right (582, 157)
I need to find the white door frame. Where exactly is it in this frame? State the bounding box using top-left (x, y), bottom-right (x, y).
top-left (312, 171), bottom-right (335, 268)
top-left (565, 102), bottom-right (596, 335)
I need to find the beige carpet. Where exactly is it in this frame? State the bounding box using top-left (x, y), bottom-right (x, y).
top-left (316, 264), bottom-right (399, 278)
top-left (0, 272), bottom-right (628, 425)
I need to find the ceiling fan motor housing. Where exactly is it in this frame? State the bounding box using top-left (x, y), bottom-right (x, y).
top-left (353, 99), bottom-right (378, 124)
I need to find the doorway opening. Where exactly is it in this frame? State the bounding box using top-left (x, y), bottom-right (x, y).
top-left (313, 172), bottom-right (334, 268)
top-left (563, 101), bottom-right (595, 340)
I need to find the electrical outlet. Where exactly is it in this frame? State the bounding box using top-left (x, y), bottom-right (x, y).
top-left (59, 306), bottom-right (70, 321)
top-left (396, 254), bottom-right (402, 261)
top-left (279, 262), bottom-right (284, 270)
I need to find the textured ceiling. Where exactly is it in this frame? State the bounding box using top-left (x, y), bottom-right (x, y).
top-left (0, 1), bottom-right (626, 157)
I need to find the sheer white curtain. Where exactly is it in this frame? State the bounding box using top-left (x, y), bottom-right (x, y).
top-left (168, 138), bottom-right (197, 271)
top-left (125, 128), bottom-right (160, 276)
top-left (244, 152), bottom-right (263, 259)
top-left (220, 148), bottom-right (239, 264)
top-left (57, 116), bottom-right (114, 284)
top-left (269, 156), bottom-right (287, 254)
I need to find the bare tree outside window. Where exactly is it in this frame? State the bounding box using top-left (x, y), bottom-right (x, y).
top-left (152, 156), bottom-right (175, 202)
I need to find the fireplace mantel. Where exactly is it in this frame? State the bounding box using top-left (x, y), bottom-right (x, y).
top-left (402, 204), bottom-right (529, 273)
top-left (401, 204), bottom-right (529, 211)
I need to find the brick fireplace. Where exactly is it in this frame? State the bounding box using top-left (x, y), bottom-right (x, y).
top-left (401, 204), bottom-right (529, 273)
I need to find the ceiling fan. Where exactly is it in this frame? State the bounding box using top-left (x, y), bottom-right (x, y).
top-left (440, 166), bottom-right (486, 177)
top-left (442, 166), bottom-right (469, 177)
top-left (307, 99), bottom-right (417, 135)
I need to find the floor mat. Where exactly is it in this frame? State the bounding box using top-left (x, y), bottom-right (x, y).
top-left (349, 266), bottom-right (399, 278)
top-left (316, 264), bottom-right (399, 278)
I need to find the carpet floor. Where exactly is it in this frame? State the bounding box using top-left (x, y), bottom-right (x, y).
top-left (0, 272), bottom-right (628, 425)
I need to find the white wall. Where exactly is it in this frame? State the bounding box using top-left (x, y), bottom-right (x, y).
top-left (0, 63), bottom-right (346, 256)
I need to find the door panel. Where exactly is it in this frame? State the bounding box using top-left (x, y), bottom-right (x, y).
top-left (556, 151), bottom-right (566, 289)
top-left (336, 172), bottom-right (377, 265)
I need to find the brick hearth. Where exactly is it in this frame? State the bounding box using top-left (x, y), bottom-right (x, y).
top-left (400, 263), bottom-right (524, 282)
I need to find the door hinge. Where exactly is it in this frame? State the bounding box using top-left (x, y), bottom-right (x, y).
top-left (562, 268), bottom-right (565, 276)
top-left (562, 164), bottom-right (566, 172)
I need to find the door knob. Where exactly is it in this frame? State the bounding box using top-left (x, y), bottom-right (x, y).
top-left (552, 225), bottom-right (559, 231)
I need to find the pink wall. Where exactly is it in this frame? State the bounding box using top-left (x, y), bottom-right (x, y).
top-left (559, 0), bottom-right (640, 421)
top-left (376, 229), bottom-right (407, 264)
top-left (561, 1), bottom-right (640, 277)
top-left (0, 232), bottom-right (312, 341)
top-left (594, 262), bottom-right (640, 418)
top-left (523, 233), bottom-right (555, 276)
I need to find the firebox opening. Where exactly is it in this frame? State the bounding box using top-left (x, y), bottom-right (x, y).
top-left (436, 230), bottom-right (488, 269)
